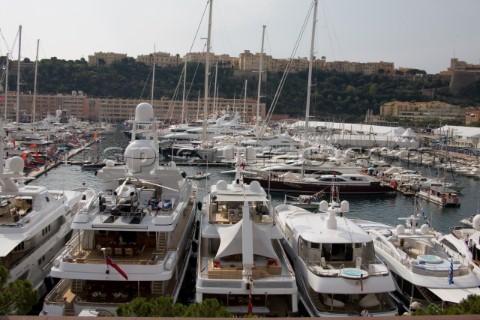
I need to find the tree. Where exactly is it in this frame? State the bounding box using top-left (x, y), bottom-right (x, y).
top-left (0, 264), bottom-right (38, 315)
top-left (411, 295), bottom-right (480, 316)
top-left (117, 296), bottom-right (232, 317)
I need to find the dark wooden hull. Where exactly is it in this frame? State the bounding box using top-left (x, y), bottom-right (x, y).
top-left (243, 176), bottom-right (396, 195)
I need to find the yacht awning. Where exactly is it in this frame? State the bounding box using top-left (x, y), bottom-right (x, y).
top-left (216, 221), bottom-right (277, 259)
top-left (429, 287), bottom-right (480, 304)
top-left (0, 234), bottom-right (27, 257)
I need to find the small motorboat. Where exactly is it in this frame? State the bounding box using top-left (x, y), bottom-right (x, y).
top-left (187, 171), bottom-right (211, 180)
top-left (284, 191), bottom-right (324, 209)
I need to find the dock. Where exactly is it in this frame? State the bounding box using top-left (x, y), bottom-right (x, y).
top-left (25, 139), bottom-right (100, 180)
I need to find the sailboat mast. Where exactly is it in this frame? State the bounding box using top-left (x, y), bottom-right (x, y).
top-left (3, 53), bottom-right (8, 122)
top-left (213, 61), bottom-right (218, 115)
top-left (304, 0), bottom-right (318, 139)
top-left (181, 58), bottom-right (187, 123)
top-left (16, 25), bottom-right (22, 125)
top-left (255, 25), bottom-right (266, 137)
top-left (202, 0), bottom-right (213, 144)
top-left (151, 45), bottom-right (156, 105)
top-left (243, 79), bottom-right (247, 122)
top-left (32, 39), bottom-right (39, 124)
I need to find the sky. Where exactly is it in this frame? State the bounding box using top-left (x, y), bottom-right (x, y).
top-left (0, 0), bottom-right (479, 74)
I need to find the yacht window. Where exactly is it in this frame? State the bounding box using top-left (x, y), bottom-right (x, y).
top-left (310, 242), bottom-right (320, 249)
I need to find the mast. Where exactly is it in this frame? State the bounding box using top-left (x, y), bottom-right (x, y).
top-left (16, 25), bottom-right (22, 125)
top-left (213, 61), bottom-right (218, 116)
top-left (243, 79), bottom-right (247, 122)
top-left (32, 39), bottom-right (39, 124)
top-left (304, 0), bottom-right (318, 140)
top-left (202, 0), bottom-right (213, 144)
top-left (181, 57), bottom-right (187, 123)
top-left (3, 53), bottom-right (8, 122)
top-left (150, 45), bottom-right (156, 105)
top-left (255, 25), bottom-right (266, 137)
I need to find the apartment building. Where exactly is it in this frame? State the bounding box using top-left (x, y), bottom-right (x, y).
top-left (136, 52), bottom-right (181, 67)
top-left (380, 101), bottom-right (466, 123)
top-left (88, 52), bottom-right (128, 66)
top-left (0, 93), bottom-right (265, 124)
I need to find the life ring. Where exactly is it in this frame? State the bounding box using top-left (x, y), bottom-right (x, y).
top-left (454, 198), bottom-right (458, 204)
top-left (441, 197), bottom-right (446, 203)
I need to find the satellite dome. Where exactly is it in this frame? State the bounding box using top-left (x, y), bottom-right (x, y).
top-left (216, 180), bottom-right (228, 190)
top-left (249, 180), bottom-right (263, 193)
top-left (6, 156), bottom-right (24, 174)
top-left (124, 139), bottom-right (157, 173)
top-left (135, 102), bottom-right (154, 122)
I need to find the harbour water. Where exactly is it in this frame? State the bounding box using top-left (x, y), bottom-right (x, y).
top-left (26, 128), bottom-right (479, 310)
top-left (30, 129), bottom-right (479, 235)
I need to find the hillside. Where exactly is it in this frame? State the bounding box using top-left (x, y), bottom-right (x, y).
top-left (2, 56), bottom-right (480, 122)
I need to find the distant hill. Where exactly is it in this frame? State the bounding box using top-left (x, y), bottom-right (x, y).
top-left (2, 56), bottom-right (480, 122)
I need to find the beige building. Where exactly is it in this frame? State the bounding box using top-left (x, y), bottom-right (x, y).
top-left (0, 93), bottom-right (265, 124)
top-left (136, 52), bottom-right (181, 67)
top-left (380, 101), bottom-right (466, 123)
top-left (465, 107), bottom-right (480, 125)
top-left (441, 58), bottom-right (480, 76)
top-left (88, 52), bottom-right (128, 66)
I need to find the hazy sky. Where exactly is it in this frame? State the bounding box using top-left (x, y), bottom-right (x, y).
top-left (1, 0), bottom-right (479, 74)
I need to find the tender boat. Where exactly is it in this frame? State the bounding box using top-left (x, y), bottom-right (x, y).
top-left (42, 102), bottom-right (198, 316)
top-left (284, 191), bottom-right (324, 209)
top-left (275, 194), bottom-right (397, 317)
top-left (187, 171), bottom-right (211, 180)
top-left (417, 186), bottom-right (460, 207)
top-left (195, 149), bottom-right (299, 316)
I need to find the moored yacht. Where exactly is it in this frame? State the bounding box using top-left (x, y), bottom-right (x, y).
top-left (0, 124), bottom-right (96, 296)
top-left (41, 102), bottom-right (198, 316)
top-left (195, 149), bottom-right (298, 316)
top-left (358, 213), bottom-right (480, 308)
top-left (275, 195), bottom-right (397, 317)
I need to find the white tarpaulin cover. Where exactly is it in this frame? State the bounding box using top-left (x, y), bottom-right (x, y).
top-left (216, 221), bottom-right (277, 259)
top-left (429, 287), bottom-right (480, 304)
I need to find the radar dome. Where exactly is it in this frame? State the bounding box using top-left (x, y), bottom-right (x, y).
top-left (135, 102), bottom-right (154, 122)
top-left (396, 224), bottom-right (405, 235)
top-left (420, 224), bottom-right (430, 234)
top-left (105, 160), bottom-right (115, 167)
top-left (6, 156), bottom-right (24, 174)
top-left (124, 140), bottom-right (157, 173)
top-left (319, 200), bottom-right (328, 212)
top-left (223, 147), bottom-right (234, 160)
top-left (249, 180), bottom-right (263, 193)
top-left (245, 146), bottom-right (256, 161)
top-left (472, 214), bottom-right (480, 231)
top-left (216, 180), bottom-right (228, 190)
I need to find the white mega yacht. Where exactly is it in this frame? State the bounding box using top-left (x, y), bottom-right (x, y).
top-left (275, 196), bottom-right (397, 317)
top-left (41, 103), bottom-right (198, 316)
top-left (0, 129), bottom-right (96, 296)
top-left (358, 214), bottom-right (480, 308)
top-left (195, 150), bottom-right (298, 316)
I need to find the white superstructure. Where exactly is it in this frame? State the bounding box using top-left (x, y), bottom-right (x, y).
top-left (42, 102), bottom-right (198, 316)
top-left (195, 149), bottom-right (298, 316)
top-left (359, 214), bottom-right (480, 308)
top-left (0, 123), bottom-right (95, 297)
top-left (275, 198), bottom-right (397, 317)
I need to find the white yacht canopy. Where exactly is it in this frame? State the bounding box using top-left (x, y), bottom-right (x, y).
top-left (216, 221), bottom-right (277, 259)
